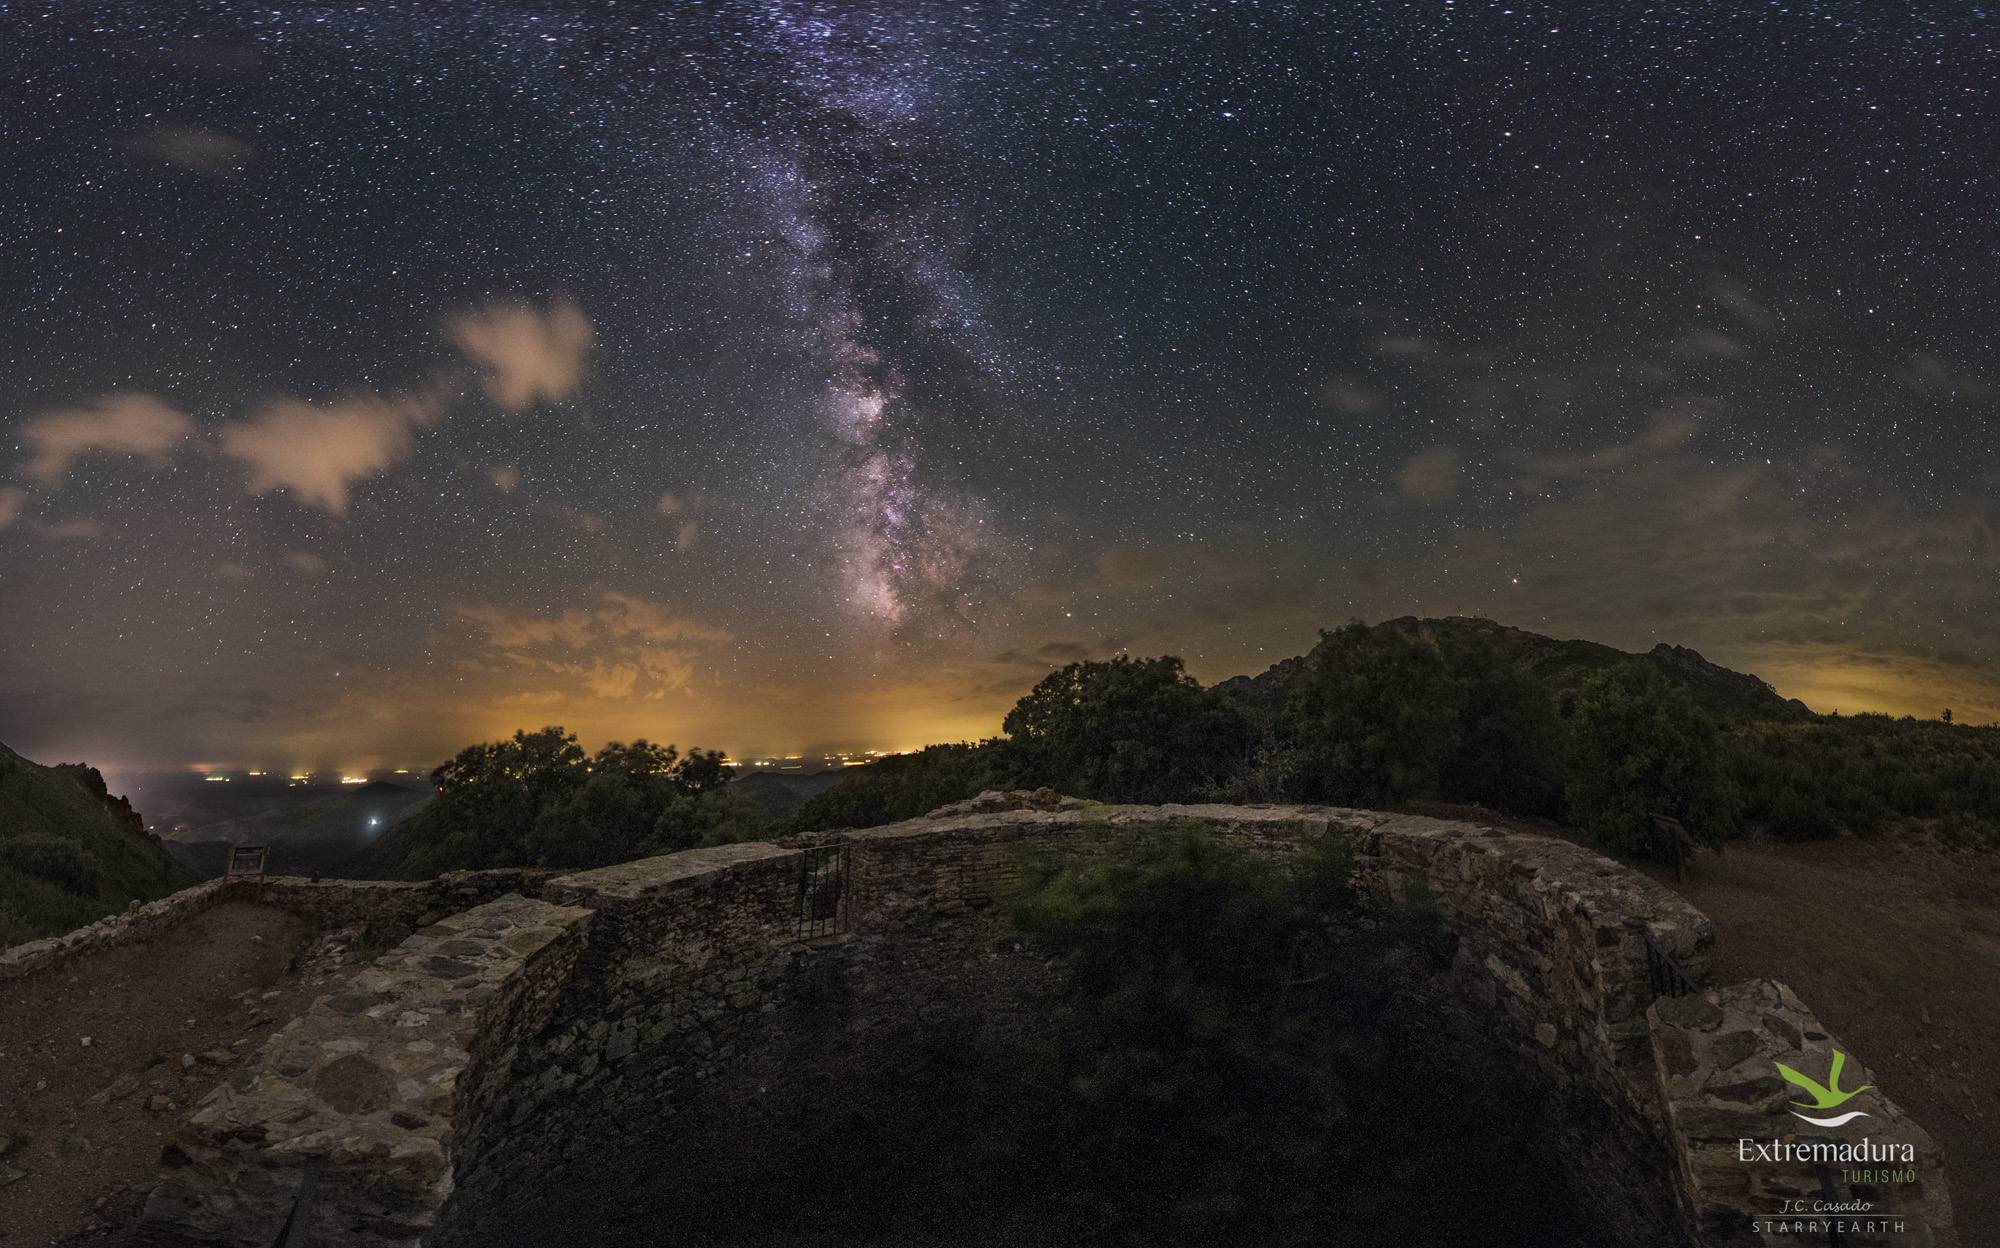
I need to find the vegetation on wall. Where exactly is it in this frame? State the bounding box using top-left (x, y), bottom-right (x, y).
top-left (619, 824), bottom-right (1586, 1246)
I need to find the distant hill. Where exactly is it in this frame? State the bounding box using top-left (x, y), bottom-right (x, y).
top-left (0, 741), bottom-right (200, 947)
top-left (164, 780), bottom-right (434, 880)
top-left (729, 769), bottom-right (848, 822)
top-left (1212, 616), bottom-right (1811, 724)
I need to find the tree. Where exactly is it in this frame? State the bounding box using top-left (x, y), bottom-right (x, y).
top-left (1563, 661), bottom-right (1734, 855)
top-left (1280, 622), bottom-right (1460, 805)
top-left (1000, 656), bottom-right (1254, 804)
top-left (1436, 633), bottom-right (1566, 816)
top-left (383, 728), bottom-right (761, 875)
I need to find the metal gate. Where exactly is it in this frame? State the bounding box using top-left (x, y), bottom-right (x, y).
top-left (795, 845), bottom-right (851, 939)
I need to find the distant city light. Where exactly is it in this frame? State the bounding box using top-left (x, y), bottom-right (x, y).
top-left (203, 776), bottom-right (229, 782)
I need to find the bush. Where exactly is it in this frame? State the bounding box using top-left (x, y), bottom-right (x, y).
top-left (0, 835), bottom-right (104, 895)
top-left (787, 743), bottom-right (1003, 833)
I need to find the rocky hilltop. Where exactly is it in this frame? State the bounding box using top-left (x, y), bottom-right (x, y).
top-left (0, 741), bottom-right (198, 947)
top-left (1212, 616), bottom-right (1812, 720)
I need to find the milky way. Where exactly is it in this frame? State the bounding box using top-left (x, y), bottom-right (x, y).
top-left (757, 5), bottom-right (999, 634)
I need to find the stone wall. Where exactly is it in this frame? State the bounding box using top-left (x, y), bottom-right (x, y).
top-left (116, 798), bottom-right (1952, 1247)
top-left (0, 878), bottom-right (234, 981)
top-left (140, 893), bottom-right (593, 1247)
top-left (0, 870), bottom-right (563, 984)
top-left (1651, 980), bottom-right (1954, 1246)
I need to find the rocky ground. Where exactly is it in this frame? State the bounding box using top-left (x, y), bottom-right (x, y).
top-left (1405, 799), bottom-right (2000, 1248)
top-left (0, 902), bottom-right (361, 1247)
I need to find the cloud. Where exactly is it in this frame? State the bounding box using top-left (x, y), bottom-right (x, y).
top-left (453, 592), bottom-right (727, 701)
top-left (1319, 378), bottom-right (1382, 414)
top-left (19, 394), bottom-right (195, 487)
top-left (282, 550), bottom-right (326, 574)
top-left (119, 124), bottom-right (255, 177)
top-left (1397, 446), bottom-right (1461, 501)
top-left (1097, 545), bottom-right (1170, 588)
top-left (1516, 399), bottom-right (1706, 485)
top-left (219, 393), bottom-right (438, 514)
top-left (0, 487), bottom-right (22, 530)
top-left (1675, 328), bottom-right (1747, 359)
top-left (1708, 277), bottom-right (1776, 331)
top-left (446, 299), bottom-right (593, 411)
top-left (490, 465), bottom-right (522, 492)
top-left (1374, 335), bottom-right (1439, 358)
top-left (1898, 352), bottom-right (1995, 401)
top-left (1017, 582), bottom-right (1071, 607)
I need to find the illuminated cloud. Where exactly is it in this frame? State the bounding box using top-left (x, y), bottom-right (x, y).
top-left (119, 123), bottom-right (256, 177)
top-left (490, 465), bottom-right (522, 492)
top-left (219, 393), bottom-right (438, 514)
top-left (454, 592), bottom-right (727, 701)
top-left (20, 394), bottom-right (194, 487)
top-left (0, 487), bottom-right (23, 530)
top-left (446, 299), bottom-right (593, 411)
top-left (1397, 446), bottom-right (1461, 501)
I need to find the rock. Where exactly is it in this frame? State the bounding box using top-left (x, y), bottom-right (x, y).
top-left (0, 1161), bottom-right (27, 1186)
top-left (147, 1095), bottom-right (172, 1113)
top-left (85, 1073), bottom-right (141, 1106)
top-left (198, 1049), bottom-right (233, 1066)
top-left (61, 1125), bottom-right (92, 1156)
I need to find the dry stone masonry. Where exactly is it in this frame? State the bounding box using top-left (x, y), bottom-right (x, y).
top-left (60, 796), bottom-right (1951, 1246)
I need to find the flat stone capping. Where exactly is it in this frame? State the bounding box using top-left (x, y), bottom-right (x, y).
top-left (141, 894), bottom-right (592, 1248)
top-left (541, 841), bottom-right (797, 904)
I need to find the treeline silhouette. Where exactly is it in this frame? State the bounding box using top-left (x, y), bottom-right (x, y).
top-left (792, 618), bottom-right (2000, 860)
top-left (349, 617), bottom-right (2000, 878)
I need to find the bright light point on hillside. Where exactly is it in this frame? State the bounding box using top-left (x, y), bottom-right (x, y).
top-left (341, 777), bottom-right (365, 785)
top-left (204, 776), bottom-right (228, 782)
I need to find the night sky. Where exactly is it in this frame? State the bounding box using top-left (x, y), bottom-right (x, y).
top-left (3, 1), bottom-right (1996, 780)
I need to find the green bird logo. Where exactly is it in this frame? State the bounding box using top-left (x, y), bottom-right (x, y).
top-left (1774, 1050), bottom-right (1874, 1126)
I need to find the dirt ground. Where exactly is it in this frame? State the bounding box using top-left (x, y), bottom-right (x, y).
top-left (1404, 800), bottom-right (2000, 1247)
top-left (0, 902), bottom-right (339, 1247)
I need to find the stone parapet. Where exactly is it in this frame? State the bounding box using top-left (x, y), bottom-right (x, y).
top-left (0, 878), bottom-right (233, 981)
top-left (140, 894), bottom-right (591, 1248)
top-left (1651, 980), bottom-right (1954, 1247)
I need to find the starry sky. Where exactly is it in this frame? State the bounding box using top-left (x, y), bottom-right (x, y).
top-left (3, 1), bottom-right (1997, 779)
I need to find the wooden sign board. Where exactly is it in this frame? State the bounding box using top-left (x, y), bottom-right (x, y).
top-left (226, 844), bottom-right (270, 881)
